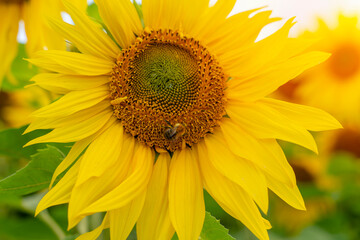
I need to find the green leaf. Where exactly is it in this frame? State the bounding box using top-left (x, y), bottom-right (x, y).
top-left (0, 145), bottom-right (64, 196)
top-left (0, 126), bottom-right (49, 159)
top-left (2, 44), bottom-right (38, 91)
top-left (200, 211), bottom-right (235, 240)
top-left (0, 216), bottom-right (58, 240)
top-left (0, 125), bottom-right (71, 160)
top-left (171, 211), bottom-right (234, 240)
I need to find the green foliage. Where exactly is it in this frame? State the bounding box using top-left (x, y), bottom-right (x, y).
top-left (2, 44), bottom-right (38, 91)
top-left (0, 125), bottom-right (72, 160)
top-left (87, 3), bottom-right (102, 24)
top-left (0, 126), bottom-right (49, 159)
top-left (0, 145), bottom-right (64, 196)
top-left (201, 212), bottom-right (235, 240)
top-left (171, 211), bottom-right (234, 240)
top-left (0, 216), bottom-right (58, 240)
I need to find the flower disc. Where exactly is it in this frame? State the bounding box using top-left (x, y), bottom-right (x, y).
top-left (110, 29), bottom-right (227, 151)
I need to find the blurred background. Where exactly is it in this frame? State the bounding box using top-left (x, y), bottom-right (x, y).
top-left (1, 0), bottom-right (360, 239)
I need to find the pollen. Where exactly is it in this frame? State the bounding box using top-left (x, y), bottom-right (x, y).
top-left (110, 29), bottom-right (227, 152)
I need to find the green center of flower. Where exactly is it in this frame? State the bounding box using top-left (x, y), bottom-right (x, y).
top-left (131, 44), bottom-right (200, 114)
top-left (110, 29), bottom-right (227, 152)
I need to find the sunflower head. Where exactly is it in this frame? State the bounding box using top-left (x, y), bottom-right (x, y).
top-left (25, 1), bottom-right (341, 240)
top-left (282, 13), bottom-right (360, 126)
top-left (110, 28), bottom-right (227, 151)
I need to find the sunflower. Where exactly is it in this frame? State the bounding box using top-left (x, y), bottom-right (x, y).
top-left (0, 87), bottom-right (52, 128)
top-left (0, 0), bottom-right (87, 86)
top-left (292, 14), bottom-right (360, 126)
top-left (26, 1), bottom-right (341, 240)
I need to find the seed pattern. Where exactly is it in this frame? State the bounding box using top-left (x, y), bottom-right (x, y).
top-left (110, 28), bottom-right (227, 152)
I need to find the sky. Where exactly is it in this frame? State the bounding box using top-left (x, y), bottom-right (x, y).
top-left (17, 0), bottom-right (360, 42)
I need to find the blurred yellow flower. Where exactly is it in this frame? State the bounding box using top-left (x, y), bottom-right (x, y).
top-left (0, 0), bottom-right (87, 86)
top-left (25, 1), bottom-right (341, 240)
top-left (292, 14), bottom-right (360, 126)
top-left (0, 87), bottom-right (52, 128)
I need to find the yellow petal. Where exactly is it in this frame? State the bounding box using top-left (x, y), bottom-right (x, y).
top-left (189, 0), bottom-right (236, 39)
top-left (143, 0), bottom-right (181, 31)
top-left (202, 134), bottom-right (269, 213)
top-left (227, 51), bottom-right (330, 101)
top-left (49, 136), bottom-right (94, 188)
top-left (137, 153), bottom-right (175, 240)
top-left (259, 98), bottom-right (342, 131)
top-left (48, 116), bottom-right (116, 188)
top-left (76, 122), bottom-right (125, 186)
top-left (58, 0), bottom-right (119, 60)
top-left (78, 143), bottom-right (154, 217)
top-left (28, 50), bottom-right (114, 75)
top-left (197, 145), bottom-right (269, 240)
top-left (265, 173), bottom-right (306, 211)
top-left (23, 0), bottom-right (65, 55)
top-left (0, 4), bottom-right (20, 86)
top-left (94, 0), bottom-right (142, 48)
top-left (76, 214), bottom-right (109, 240)
top-left (68, 132), bottom-right (136, 228)
top-left (207, 10), bottom-right (278, 56)
top-left (25, 109), bottom-right (113, 147)
top-left (227, 101), bottom-right (318, 153)
top-left (36, 160), bottom-right (80, 216)
top-left (31, 86), bottom-right (109, 118)
top-left (168, 148), bottom-right (205, 240)
top-left (220, 118), bottom-right (296, 187)
top-left (109, 191), bottom-right (146, 240)
top-left (25, 100), bottom-right (110, 134)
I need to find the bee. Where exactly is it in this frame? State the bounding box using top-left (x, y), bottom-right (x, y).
top-left (164, 123), bottom-right (186, 140)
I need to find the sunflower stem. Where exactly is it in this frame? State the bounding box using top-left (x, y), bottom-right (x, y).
top-left (38, 210), bottom-right (66, 240)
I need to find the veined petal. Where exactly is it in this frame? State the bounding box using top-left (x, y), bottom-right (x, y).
top-left (48, 116), bottom-right (116, 188)
top-left (31, 86), bottom-right (109, 118)
top-left (265, 173), bottom-right (306, 210)
top-left (197, 146), bottom-right (269, 240)
top-left (31, 74), bottom-right (109, 93)
top-left (137, 153), bottom-right (175, 240)
top-left (223, 19), bottom-right (294, 77)
top-left (49, 137), bottom-right (93, 188)
top-left (76, 122), bottom-right (124, 186)
top-left (76, 214), bottom-right (109, 240)
top-left (94, 0), bottom-right (142, 48)
top-left (143, 0), bottom-right (182, 31)
top-left (36, 160), bottom-right (80, 216)
top-left (58, 0), bottom-right (119, 60)
top-left (189, 0), bottom-right (236, 40)
top-left (79, 143), bottom-right (154, 216)
top-left (207, 10), bottom-right (279, 56)
top-left (201, 136), bottom-right (268, 213)
top-left (25, 100), bottom-right (110, 134)
top-left (68, 132), bottom-right (136, 228)
top-left (25, 108), bottom-right (113, 147)
top-left (227, 101), bottom-right (318, 153)
top-left (28, 50), bottom-right (114, 75)
top-left (109, 191), bottom-right (146, 240)
top-left (168, 148), bottom-right (205, 240)
top-left (227, 51), bottom-right (330, 101)
top-left (220, 118), bottom-right (296, 187)
top-left (259, 98), bottom-right (342, 131)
